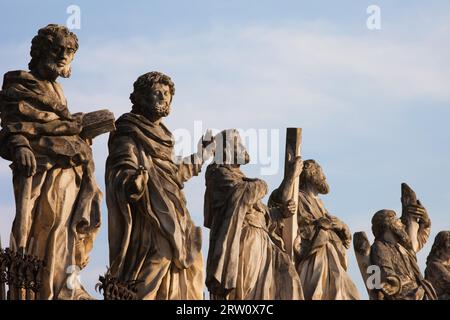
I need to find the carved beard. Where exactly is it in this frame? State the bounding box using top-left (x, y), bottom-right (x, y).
top-left (390, 223), bottom-right (413, 250)
top-left (40, 60), bottom-right (72, 79)
top-left (310, 175), bottom-right (330, 195)
top-left (152, 102), bottom-right (171, 118)
top-left (139, 102), bottom-right (171, 120)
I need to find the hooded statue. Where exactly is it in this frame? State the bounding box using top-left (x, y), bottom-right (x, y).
top-left (204, 129), bottom-right (303, 300)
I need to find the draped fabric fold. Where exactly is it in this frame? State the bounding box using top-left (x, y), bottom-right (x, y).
top-left (106, 112), bottom-right (203, 299)
top-left (0, 70), bottom-right (101, 299)
top-left (204, 164), bottom-right (303, 299)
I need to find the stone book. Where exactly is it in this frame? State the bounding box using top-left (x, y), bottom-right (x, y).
top-left (80, 109), bottom-right (116, 139)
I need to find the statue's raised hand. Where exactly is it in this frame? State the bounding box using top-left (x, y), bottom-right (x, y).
top-left (196, 129), bottom-right (216, 162)
top-left (405, 201), bottom-right (429, 225)
top-left (290, 156), bottom-right (303, 179)
top-left (14, 147), bottom-right (36, 177)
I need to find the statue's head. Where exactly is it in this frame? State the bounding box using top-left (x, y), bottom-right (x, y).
top-left (29, 24), bottom-right (79, 80)
top-left (299, 159), bottom-right (330, 195)
top-left (130, 71), bottom-right (175, 121)
top-left (213, 129), bottom-right (250, 166)
top-left (371, 209), bottom-right (412, 249)
top-left (427, 231), bottom-right (450, 263)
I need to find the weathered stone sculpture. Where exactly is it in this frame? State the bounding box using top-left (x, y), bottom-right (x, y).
top-left (0, 24), bottom-right (105, 299)
top-left (105, 71), bottom-right (214, 299)
top-left (425, 231), bottom-right (450, 300)
top-left (204, 129), bottom-right (303, 300)
top-left (271, 159), bottom-right (359, 300)
top-left (354, 183), bottom-right (437, 300)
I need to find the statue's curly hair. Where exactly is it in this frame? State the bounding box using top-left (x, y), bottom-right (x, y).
top-left (28, 24), bottom-right (79, 71)
top-left (371, 209), bottom-right (397, 240)
top-left (130, 71), bottom-right (175, 105)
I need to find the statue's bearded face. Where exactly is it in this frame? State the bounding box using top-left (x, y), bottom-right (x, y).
top-left (39, 35), bottom-right (76, 79)
top-left (305, 165), bottom-right (330, 195)
top-left (388, 216), bottom-right (413, 250)
top-left (138, 83), bottom-right (172, 119)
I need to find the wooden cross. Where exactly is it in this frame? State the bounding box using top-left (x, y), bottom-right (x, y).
top-left (282, 128), bottom-right (302, 258)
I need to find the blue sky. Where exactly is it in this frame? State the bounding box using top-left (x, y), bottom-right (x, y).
top-left (1, 0), bottom-right (449, 299)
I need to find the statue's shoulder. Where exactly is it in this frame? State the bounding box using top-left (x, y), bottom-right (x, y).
top-left (205, 163), bottom-right (222, 177)
top-left (370, 239), bottom-right (394, 259)
top-left (2, 70), bottom-right (42, 98)
top-left (205, 164), bottom-right (236, 182)
top-left (110, 113), bottom-right (144, 143)
top-left (115, 112), bottom-right (145, 126)
top-left (3, 70), bottom-right (36, 86)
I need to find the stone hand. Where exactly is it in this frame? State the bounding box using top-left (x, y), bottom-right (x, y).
top-left (380, 276), bottom-right (402, 297)
top-left (330, 215), bottom-right (352, 246)
top-left (316, 216), bottom-right (333, 230)
top-left (128, 166), bottom-right (149, 201)
top-left (330, 215), bottom-right (349, 233)
top-left (71, 112), bottom-right (84, 133)
top-left (284, 199), bottom-right (297, 217)
top-left (15, 147), bottom-right (36, 177)
top-left (405, 201), bottom-right (429, 224)
top-left (289, 156), bottom-right (303, 179)
top-left (197, 129), bottom-right (216, 162)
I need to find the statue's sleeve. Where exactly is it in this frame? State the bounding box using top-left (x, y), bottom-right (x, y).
top-left (0, 132), bottom-right (31, 161)
top-left (416, 218), bottom-right (431, 253)
top-left (268, 188), bottom-right (290, 220)
top-left (214, 168), bottom-right (267, 205)
top-left (0, 95), bottom-right (80, 161)
top-left (106, 133), bottom-right (141, 197)
top-left (327, 214), bottom-right (352, 247)
top-left (177, 153), bottom-right (203, 183)
top-left (403, 211), bottom-right (431, 253)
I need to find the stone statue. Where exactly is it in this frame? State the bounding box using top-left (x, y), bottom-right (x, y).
top-left (354, 183), bottom-right (437, 300)
top-left (271, 159), bottom-right (360, 300)
top-left (0, 24), bottom-right (104, 299)
top-left (425, 231), bottom-right (450, 299)
top-left (105, 71), bottom-right (214, 299)
top-left (204, 129), bottom-right (304, 300)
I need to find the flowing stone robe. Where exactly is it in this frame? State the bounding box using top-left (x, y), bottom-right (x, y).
top-left (204, 164), bottom-right (303, 300)
top-left (106, 112), bottom-right (203, 300)
top-left (371, 240), bottom-right (437, 300)
top-left (370, 213), bottom-right (437, 301)
top-left (0, 70), bottom-right (101, 299)
top-left (294, 190), bottom-right (359, 300)
top-left (425, 259), bottom-right (450, 300)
